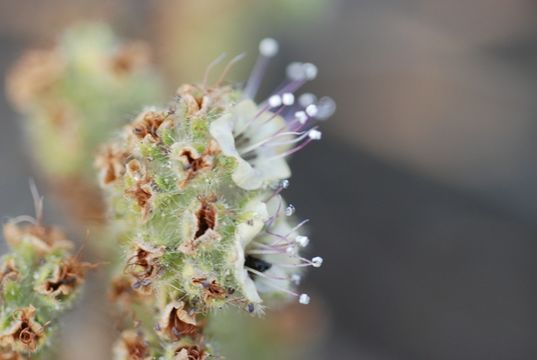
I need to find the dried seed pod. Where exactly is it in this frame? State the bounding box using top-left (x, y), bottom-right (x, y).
top-left (0, 209), bottom-right (94, 356)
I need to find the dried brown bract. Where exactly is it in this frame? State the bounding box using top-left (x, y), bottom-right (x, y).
top-left (0, 349), bottom-right (26, 360)
top-left (6, 49), bottom-right (63, 110)
top-left (110, 42), bottom-right (150, 76)
top-left (95, 144), bottom-right (130, 185)
top-left (109, 275), bottom-right (149, 306)
top-left (3, 222), bottom-right (72, 254)
top-left (177, 141), bottom-right (219, 189)
top-left (179, 196), bottom-right (220, 255)
top-left (177, 84), bottom-right (208, 117)
top-left (131, 111), bottom-right (167, 142)
top-left (173, 345), bottom-right (208, 360)
top-left (176, 84), bottom-right (232, 117)
top-left (0, 259), bottom-right (20, 286)
top-left (0, 306), bottom-right (45, 353)
top-left (124, 242), bottom-right (165, 295)
top-left (113, 330), bottom-right (151, 360)
top-left (192, 278), bottom-right (226, 303)
top-left (35, 257), bottom-right (95, 299)
top-left (125, 175), bottom-right (154, 219)
top-left (158, 301), bottom-right (200, 341)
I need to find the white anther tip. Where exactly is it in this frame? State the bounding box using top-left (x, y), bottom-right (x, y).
top-left (303, 63), bottom-right (318, 80)
top-left (299, 93), bottom-right (317, 107)
top-left (312, 256), bottom-right (323, 268)
top-left (286, 246), bottom-right (296, 255)
top-left (287, 62), bottom-right (306, 81)
top-left (268, 94), bottom-right (282, 108)
top-left (295, 235), bottom-right (310, 248)
top-left (281, 179), bottom-right (290, 189)
top-left (259, 38), bottom-right (279, 57)
top-left (285, 204), bottom-right (296, 216)
top-left (295, 111), bottom-right (308, 124)
top-left (308, 129), bottom-right (322, 140)
top-left (282, 92), bottom-right (295, 106)
top-left (291, 274), bottom-right (302, 285)
top-left (315, 97), bottom-right (336, 120)
top-left (299, 293), bottom-right (311, 305)
top-left (305, 104), bottom-right (318, 117)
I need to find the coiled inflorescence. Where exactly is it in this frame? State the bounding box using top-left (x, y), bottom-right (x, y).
top-left (97, 38), bottom-right (334, 358)
top-left (6, 23), bottom-right (163, 180)
top-left (0, 188), bottom-right (93, 357)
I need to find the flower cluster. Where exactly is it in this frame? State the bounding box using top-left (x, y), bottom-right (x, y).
top-left (0, 189), bottom-right (93, 357)
top-left (97, 38), bottom-right (334, 358)
top-left (6, 23), bottom-right (163, 181)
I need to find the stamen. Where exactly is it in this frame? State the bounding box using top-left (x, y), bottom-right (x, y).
top-left (294, 111), bottom-right (308, 125)
top-left (238, 130), bottom-right (305, 155)
top-left (244, 38), bottom-right (279, 99)
top-left (259, 38), bottom-right (279, 57)
top-left (285, 204), bottom-right (295, 216)
top-left (299, 293), bottom-right (310, 305)
top-left (276, 256), bottom-right (322, 268)
top-left (268, 95), bottom-right (282, 108)
top-left (308, 129), bottom-right (322, 140)
top-left (286, 62), bottom-right (306, 81)
top-left (299, 93), bottom-right (317, 107)
top-left (311, 256), bottom-right (323, 268)
top-left (246, 267), bottom-right (299, 297)
top-left (246, 249), bottom-right (287, 256)
top-left (303, 63), bottom-right (318, 80)
top-left (281, 93), bottom-right (295, 106)
top-left (286, 246), bottom-right (297, 255)
top-left (305, 104), bottom-right (318, 117)
top-left (281, 179), bottom-right (290, 189)
top-left (295, 235), bottom-right (309, 248)
top-left (291, 274), bottom-right (301, 285)
top-left (259, 138), bottom-right (310, 162)
top-left (287, 219), bottom-right (310, 235)
top-left (314, 96), bottom-right (336, 120)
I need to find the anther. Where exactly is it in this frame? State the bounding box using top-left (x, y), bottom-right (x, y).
top-left (315, 96), bottom-right (336, 120)
top-left (281, 179), bottom-right (290, 189)
top-left (295, 235), bottom-right (309, 248)
top-left (308, 129), bottom-right (322, 140)
top-left (259, 38), bottom-right (279, 57)
top-left (268, 95), bottom-right (282, 108)
top-left (299, 93), bottom-right (317, 107)
top-left (286, 246), bottom-right (296, 255)
top-left (285, 204), bottom-right (296, 216)
top-left (303, 63), bottom-right (318, 80)
top-left (305, 104), bottom-right (318, 117)
top-left (282, 93), bottom-right (295, 106)
top-left (311, 256), bottom-right (323, 268)
top-left (291, 274), bottom-right (301, 285)
top-left (294, 111), bottom-right (308, 125)
top-left (287, 62), bottom-right (306, 81)
top-left (299, 293), bottom-right (311, 305)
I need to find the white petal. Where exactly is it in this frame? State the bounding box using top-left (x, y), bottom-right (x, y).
top-left (209, 113), bottom-right (239, 157)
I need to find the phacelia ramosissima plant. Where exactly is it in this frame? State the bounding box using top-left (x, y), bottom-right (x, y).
top-left (97, 38), bottom-right (335, 358)
top-left (0, 187), bottom-right (94, 358)
top-left (6, 24), bottom-right (163, 223)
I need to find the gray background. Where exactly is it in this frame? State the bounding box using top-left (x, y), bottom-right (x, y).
top-left (2, 1), bottom-right (537, 359)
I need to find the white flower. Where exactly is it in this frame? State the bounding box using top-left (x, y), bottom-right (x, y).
top-left (230, 199), bottom-right (269, 305)
top-left (210, 100), bottom-right (291, 190)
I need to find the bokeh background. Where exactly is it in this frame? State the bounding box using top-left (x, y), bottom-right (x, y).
top-left (2, 1), bottom-right (537, 359)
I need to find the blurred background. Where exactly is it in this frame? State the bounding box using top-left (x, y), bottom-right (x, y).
top-left (2, 0), bottom-right (537, 359)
